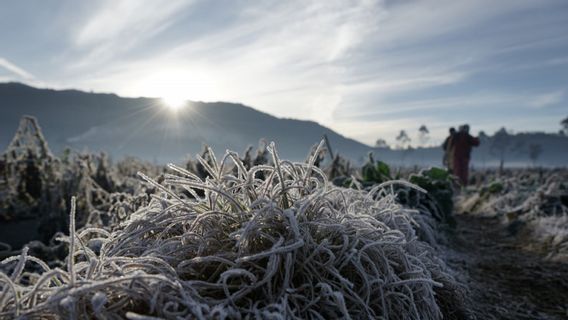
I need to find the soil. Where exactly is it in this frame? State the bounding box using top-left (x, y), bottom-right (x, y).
top-left (447, 214), bottom-right (568, 320)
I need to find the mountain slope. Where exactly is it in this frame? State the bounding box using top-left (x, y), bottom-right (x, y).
top-left (0, 82), bottom-right (372, 162)
top-left (1, 82), bottom-right (566, 167)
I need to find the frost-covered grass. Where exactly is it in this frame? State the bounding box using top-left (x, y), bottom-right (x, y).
top-left (0, 142), bottom-right (463, 319)
top-left (457, 169), bottom-right (568, 262)
top-left (525, 215), bottom-right (568, 262)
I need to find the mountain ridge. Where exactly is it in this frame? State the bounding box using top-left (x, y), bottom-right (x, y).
top-left (1, 82), bottom-right (566, 167)
top-left (0, 82), bottom-right (371, 163)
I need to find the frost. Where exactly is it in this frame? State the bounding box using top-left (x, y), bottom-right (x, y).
top-left (458, 169), bottom-right (568, 261)
top-left (0, 140), bottom-right (463, 319)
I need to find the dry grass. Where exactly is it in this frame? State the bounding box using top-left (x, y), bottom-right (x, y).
top-left (0, 142), bottom-right (462, 319)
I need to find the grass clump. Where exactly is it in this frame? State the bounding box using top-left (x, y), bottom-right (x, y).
top-left (0, 142), bottom-right (463, 319)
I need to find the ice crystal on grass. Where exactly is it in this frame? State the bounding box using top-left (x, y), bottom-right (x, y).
top-left (0, 142), bottom-right (464, 319)
top-left (458, 169), bottom-right (568, 261)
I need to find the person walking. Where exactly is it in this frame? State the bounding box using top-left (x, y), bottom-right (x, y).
top-left (442, 127), bottom-right (456, 172)
top-left (451, 124), bottom-right (480, 186)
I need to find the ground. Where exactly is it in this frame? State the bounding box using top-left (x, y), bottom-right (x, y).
top-left (447, 214), bottom-right (568, 320)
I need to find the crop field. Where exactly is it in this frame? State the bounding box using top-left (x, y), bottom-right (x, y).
top-left (1, 117), bottom-right (567, 319)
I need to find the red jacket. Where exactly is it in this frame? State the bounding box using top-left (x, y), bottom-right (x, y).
top-left (452, 132), bottom-right (480, 161)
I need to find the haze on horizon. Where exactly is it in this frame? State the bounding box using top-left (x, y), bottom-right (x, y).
top-left (1, 0), bottom-right (567, 147)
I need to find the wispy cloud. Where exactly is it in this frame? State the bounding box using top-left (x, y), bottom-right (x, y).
top-left (528, 90), bottom-right (564, 108)
top-left (70, 0), bottom-right (193, 67)
top-left (334, 89), bottom-right (566, 144)
top-left (342, 73), bottom-right (467, 96)
top-left (4, 0), bottom-right (566, 145)
top-left (0, 57), bottom-right (34, 80)
top-left (337, 93), bottom-right (519, 120)
top-left (68, 1), bottom-right (383, 125)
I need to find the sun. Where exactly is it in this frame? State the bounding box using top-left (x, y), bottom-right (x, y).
top-left (137, 67), bottom-right (219, 112)
top-left (161, 94), bottom-right (187, 112)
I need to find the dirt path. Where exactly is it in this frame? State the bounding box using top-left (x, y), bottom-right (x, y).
top-left (446, 215), bottom-right (568, 320)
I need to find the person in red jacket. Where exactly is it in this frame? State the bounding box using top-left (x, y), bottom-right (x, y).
top-left (451, 124), bottom-right (480, 186)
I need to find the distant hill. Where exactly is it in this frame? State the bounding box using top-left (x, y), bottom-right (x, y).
top-left (1, 82), bottom-right (566, 167)
top-left (0, 82), bottom-right (374, 163)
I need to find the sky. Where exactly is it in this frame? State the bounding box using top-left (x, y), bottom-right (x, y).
top-left (1, 0), bottom-right (567, 146)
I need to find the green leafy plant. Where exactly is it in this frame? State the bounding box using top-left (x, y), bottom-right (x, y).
top-left (404, 167), bottom-right (456, 225)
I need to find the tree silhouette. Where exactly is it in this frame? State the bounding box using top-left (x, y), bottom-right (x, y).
top-left (528, 143), bottom-right (543, 166)
top-left (375, 138), bottom-right (389, 148)
top-left (490, 127), bottom-right (524, 173)
top-left (395, 130), bottom-right (411, 149)
top-left (418, 125), bottom-right (430, 146)
top-left (561, 116), bottom-right (568, 134)
top-left (491, 128), bottom-right (510, 173)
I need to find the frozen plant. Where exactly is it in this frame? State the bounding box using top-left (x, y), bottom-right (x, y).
top-left (0, 142), bottom-right (464, 319)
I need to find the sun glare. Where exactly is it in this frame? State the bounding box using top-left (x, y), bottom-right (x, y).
top-left (161, 95), bottom-right (187, 112)
top-left (133, 67), bottom-right (220, 112)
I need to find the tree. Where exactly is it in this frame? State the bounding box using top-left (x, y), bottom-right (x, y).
top-left (528, 143), bottom-right (543, 166)
top-left (561, 116), bottom-right (568, 134)
top-left (418, 125), bottom-right (429, 146)
top-left (490, 128), bottom-right (510, 173)
top-left (490, 127), bottom-right (524, 173)
top-left (477, 131), bottom-right (489, 167)
top-left (375, 138), bottom-right (389, 148)
top-left (395, 130), bottom-right (411, 149)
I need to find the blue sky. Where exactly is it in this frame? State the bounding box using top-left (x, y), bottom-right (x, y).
top-left (1, 0), bottom-right (567, 146)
